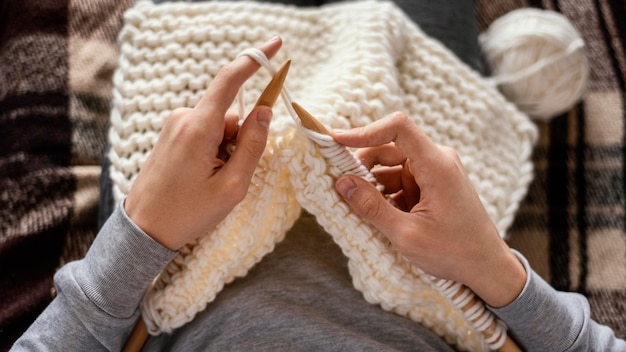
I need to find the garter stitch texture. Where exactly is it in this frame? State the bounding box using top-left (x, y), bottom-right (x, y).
top-left (108, 1), bottom-right (537, 350)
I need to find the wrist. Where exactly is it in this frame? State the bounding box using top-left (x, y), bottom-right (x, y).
top-left (468, 243), bottom-right (527, 308)
top-left (124, 195), bottom-right (182, 251)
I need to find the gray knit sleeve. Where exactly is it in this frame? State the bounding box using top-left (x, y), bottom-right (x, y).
top-left (11, 200), bottom-right (177, 351)
top-left (491, 250), bottom-right (626, 351)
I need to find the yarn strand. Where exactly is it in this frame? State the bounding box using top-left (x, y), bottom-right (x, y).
top-left (238, 48), bottom-right (381, 186)
top-left (487, 39), bottom-right (584, 86)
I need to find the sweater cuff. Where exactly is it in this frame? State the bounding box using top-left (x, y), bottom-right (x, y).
top-left (72, 199), bottom-right (178, 318)
top-left (489, 250), bottom-right (586, 351)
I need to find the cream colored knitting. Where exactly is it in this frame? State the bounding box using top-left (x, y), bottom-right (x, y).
top-left (108, 1), bottom-right (538, 351)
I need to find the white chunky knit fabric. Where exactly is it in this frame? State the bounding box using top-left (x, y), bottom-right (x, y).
top-left (108, 1), bottom-right (538, 351)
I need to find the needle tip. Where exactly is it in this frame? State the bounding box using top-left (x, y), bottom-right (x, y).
top-left (291, 102), bottom-right (330, 135)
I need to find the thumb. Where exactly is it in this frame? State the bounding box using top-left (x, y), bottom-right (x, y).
top-left (221, 106), bottom-right (272, 179)
top-left (335, 175), bottom-right (398, 232)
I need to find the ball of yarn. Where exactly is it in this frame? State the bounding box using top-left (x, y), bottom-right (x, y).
top-left (480, 8), bottom-right (588, 121)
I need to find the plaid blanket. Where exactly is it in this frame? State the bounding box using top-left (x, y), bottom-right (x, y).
top-left (1, 0), bottom-right (624, 349)
top-left (476, 0), bottom-right (626, 339)
top-left (0, 0), bottom-right (134, 348)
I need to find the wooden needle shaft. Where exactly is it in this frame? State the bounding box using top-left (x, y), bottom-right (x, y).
top-left (255, 59), bottom-right (291, 108)
top-left (122, 317), bottom-right (148, 352)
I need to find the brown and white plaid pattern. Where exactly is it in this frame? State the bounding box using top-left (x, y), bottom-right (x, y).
top-left (0, 0), bottom-right (133, 349)
top-left (476, 0), bottom-right (626, 339)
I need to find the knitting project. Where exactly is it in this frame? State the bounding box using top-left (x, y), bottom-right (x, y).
top-left (108, 1), bottom-right (538, 351)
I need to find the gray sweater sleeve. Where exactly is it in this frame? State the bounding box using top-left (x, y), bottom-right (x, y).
top-left (11, 201), bottom-right (177, 352)
top-left (491, 250), bottom-right (626, 351)
top-left (11, 203), bottom-right (625, 351)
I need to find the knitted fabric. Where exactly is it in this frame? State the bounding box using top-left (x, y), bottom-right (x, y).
top-left (108, 1), bottom-right (538, 350)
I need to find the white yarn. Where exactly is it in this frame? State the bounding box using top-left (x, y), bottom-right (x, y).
top-left (480, 8), bottom-right (589, 121)
top-left (432, 278), bottom-right (507, 348)
top-left (109, 1), bottom-right (538, 351)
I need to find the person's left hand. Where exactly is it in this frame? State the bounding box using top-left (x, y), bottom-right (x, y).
top-left (124, 37), bottom-right (282, 251)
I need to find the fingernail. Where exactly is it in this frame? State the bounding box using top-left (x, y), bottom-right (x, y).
top-left (269, 35), bottom-right (280, 42)
top-left (332, 129), bottom-right (347, 134)
top-left (336, 177), bottom-right (357, 199)
top-left (257, 107), bottom-right (272, 128)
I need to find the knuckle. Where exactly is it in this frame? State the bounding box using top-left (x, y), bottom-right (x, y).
top-left (388, 111), bottom-right (410, 127)
top-left (163, 113), bottom-right (196, 136)
top-left (221, 176), bottom-right (248, 203)
top-left (214, 63), bottom-right (236, 82)
top-left (178, 117), bottom-right (203, 138)
top-left (169, 107), bottom-right (193, 120)
top-left (359, 195), bottom-right (382, 220)
top-left (163, 108), bottom-right (193, 130)
top-left (439, 146), bottom-right (463, 170)
top-left (440, 146), bottom-right (460, 160)
top-left (240, 132), bottom-right (267, 159)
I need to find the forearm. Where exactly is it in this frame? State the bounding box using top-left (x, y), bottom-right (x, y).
top-left (11, 201), bottom-right (177, 351)
top-left (491, 251), bottom-right (626, 351)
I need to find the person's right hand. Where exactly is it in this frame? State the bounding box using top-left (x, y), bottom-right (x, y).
top-left (332, 112), bottom-right (527, 308)
top-left (124, 37), bottom-right (282, 251)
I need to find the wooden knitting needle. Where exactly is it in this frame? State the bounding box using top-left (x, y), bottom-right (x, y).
top-left (290, 102), bottom-right (521, 352)
top-left (122, 59), bottom-right (291, 352)
top-left (255, 59), bottom-right (291, 108)
top-left (122, 318), bottom-right (148, 352)
top-left (291, 102), bottom-right (330, 134)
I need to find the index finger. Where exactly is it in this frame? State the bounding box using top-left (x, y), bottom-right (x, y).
top-left (331, 112), bottom-right (442, 166)
top-left (193, 36), bottom-right (283, 119)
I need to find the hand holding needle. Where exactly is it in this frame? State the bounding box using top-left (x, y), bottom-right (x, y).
top-left (289, 102), bottom-right (522, 352)
top-left (122, 39), bottom-right (290, 352)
